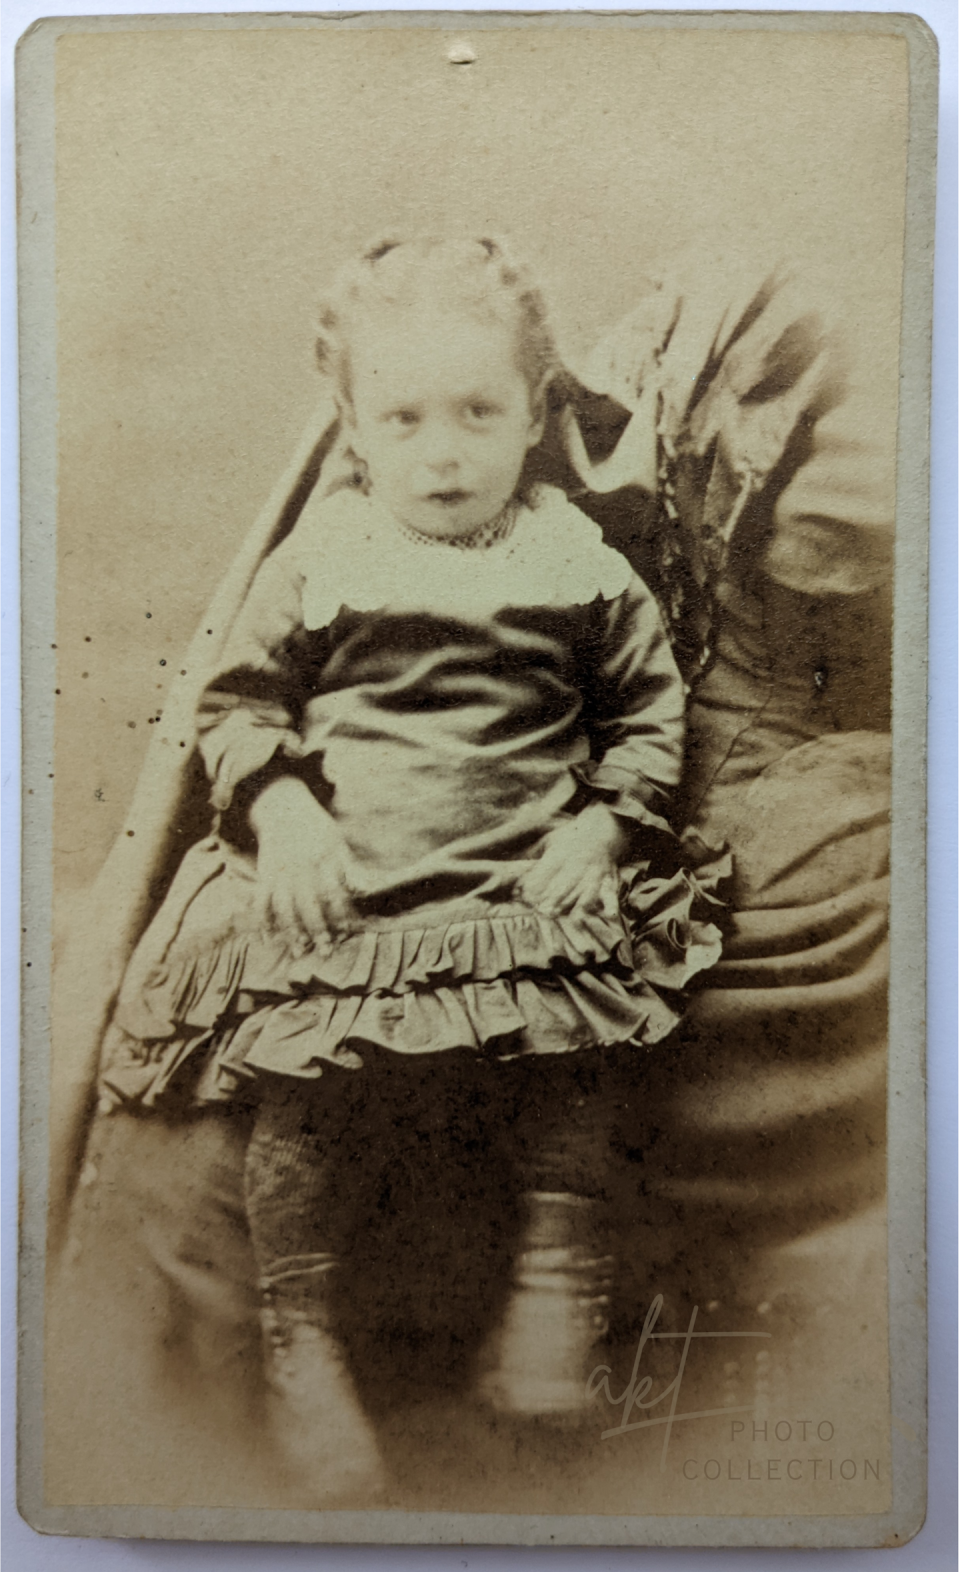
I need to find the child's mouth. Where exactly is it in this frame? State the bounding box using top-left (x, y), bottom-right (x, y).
top-left (427, 490), bottom-right (470, 507)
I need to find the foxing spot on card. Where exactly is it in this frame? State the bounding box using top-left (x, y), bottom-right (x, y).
top-left (17, 10), bottom-right (934, 1548)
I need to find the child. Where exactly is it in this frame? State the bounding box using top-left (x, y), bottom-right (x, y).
top-left (100, 237), bottom-right (725, 1504)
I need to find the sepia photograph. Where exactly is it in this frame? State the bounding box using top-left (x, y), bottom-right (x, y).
top-left (15, 9), bottom-right (934, 1548)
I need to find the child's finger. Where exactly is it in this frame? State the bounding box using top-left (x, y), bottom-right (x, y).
top-left (549, 865), bottom-right (610, 916)
top-left (254, 885), bottom-right (273, 932)
top-left (564, 875), bottom-right (604, 913)
top-left (521, 866), bottom-right (561, 907)
top-left (316, 870), bottom-right (355, 934)
top-left (533, 870), bottom-right (585, 913)
top-left (271, 889), bottom-right (292, 930)
top-left (319, 892), bottom-right (351, 936)
top-left (270, 881), bottom-right (299, 934)
top-left (519, 836), bottom-right (596, 908)
top-left (290, 874), bottom-right (334, 939)
top-left (527, 841), bottom-right (572, 889)
top-left (516, 865), bottom-right (551, 904)
top-left (598, 873), bottom-right (620, 922)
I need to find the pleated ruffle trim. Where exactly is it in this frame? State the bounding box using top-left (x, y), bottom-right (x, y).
top-left (100, 836), bottom-right (730, 1109)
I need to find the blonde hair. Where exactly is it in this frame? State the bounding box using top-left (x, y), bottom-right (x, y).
top-left (315, 236), bottom-right (558, 408)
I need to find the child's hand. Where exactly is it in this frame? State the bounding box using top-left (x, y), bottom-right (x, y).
top-left (250, 778), bottom-right (356, 951)
top-left (517, 804), bottom-right (629, 918)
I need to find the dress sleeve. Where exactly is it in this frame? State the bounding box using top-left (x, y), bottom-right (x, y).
top-left (196, 537), bottom-right (313, 813)
top-left (573, 573), bottom-right (686, 836)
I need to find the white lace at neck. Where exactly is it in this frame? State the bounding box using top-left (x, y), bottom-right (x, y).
top-left (395, 498), bottom-right (520, 552)
top-left (292, 483), bottom-right (631, 630)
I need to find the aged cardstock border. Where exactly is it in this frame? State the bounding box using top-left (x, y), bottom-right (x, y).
top-left (15, 7), bottom-right (936, 1548)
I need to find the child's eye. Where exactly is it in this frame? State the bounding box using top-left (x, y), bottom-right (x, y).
top-left (466, 401), bottom-right (497, 420)
top-left (387, 409), bottom-right (419, 428)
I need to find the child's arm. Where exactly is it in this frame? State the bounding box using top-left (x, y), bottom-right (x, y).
top-left (518, 802), bottom-right (628, 918)
top-left (574, 570), bottom-right (686, 831)
top-left (195, 539), bottom-right (357, 947)
top-left (195, 541), bottom-right (311, 815)
top-left (249, 777), bottom-right (354, 949)
top-left (518, 574), bottom-right (684, 917)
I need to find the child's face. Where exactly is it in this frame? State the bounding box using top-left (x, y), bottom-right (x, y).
top-left (346, 305), bottom-right (545, 540)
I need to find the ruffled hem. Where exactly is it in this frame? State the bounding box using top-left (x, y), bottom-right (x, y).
top-left (102, 837), bottom-right (730, 1110)
top-left (101, 960), bottom-right (704, 1110)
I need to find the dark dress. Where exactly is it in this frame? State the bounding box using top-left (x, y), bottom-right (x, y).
top-left (99, 480), bottom-right (724, 1111)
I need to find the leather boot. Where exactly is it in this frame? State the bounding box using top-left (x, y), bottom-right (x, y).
top-left (259, 1256), bottom-right (389, 1506)
top-left (477, 1192), bottom-right (614, 1419)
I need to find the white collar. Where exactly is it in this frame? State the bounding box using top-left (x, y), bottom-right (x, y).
top-left (288, 483), bottom-right (632, 631)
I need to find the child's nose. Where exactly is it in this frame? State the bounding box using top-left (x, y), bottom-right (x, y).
top-left (418, 418), bottom-right (462, 473)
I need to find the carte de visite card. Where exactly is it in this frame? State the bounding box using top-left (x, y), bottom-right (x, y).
top-left (16, 9), bottom-right (934, 1549)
